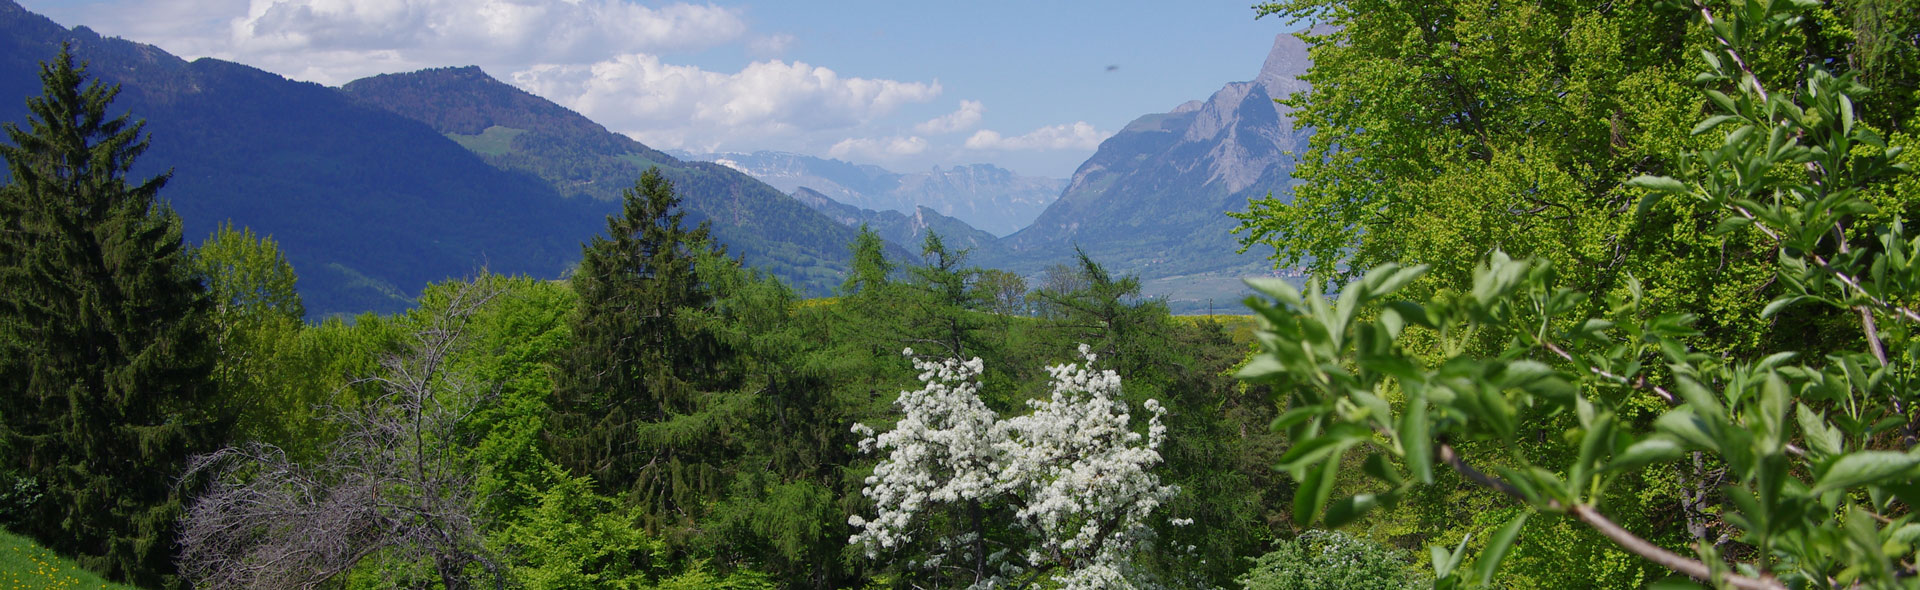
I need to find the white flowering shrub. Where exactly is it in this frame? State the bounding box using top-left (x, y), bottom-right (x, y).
top-left (850, 345), bottom-right (1183, 590)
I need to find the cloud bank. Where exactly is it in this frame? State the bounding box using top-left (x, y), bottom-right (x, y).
top-left (513, 55), bottom-right (941, 151)
top-left (965, 122), bottom-right (1112, 151)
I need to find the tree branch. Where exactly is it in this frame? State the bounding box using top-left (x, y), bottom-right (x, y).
top-left (1436, 443), bottom-right (1785, 590)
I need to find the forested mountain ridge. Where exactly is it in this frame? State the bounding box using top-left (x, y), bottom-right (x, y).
top-left (340, 66), bottom-right (896, 294)
top-left (0, 2), bottom-right (901, 316)
top-left (677, 149), bottom-right (1065, 237)
top-left (0, 0), bottom-right (601, 317)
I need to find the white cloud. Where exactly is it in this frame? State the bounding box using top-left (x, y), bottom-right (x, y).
top-left (914, 99), bottom-right (984, 135)
top-left (964, 122), bottom-right (1111, 151)
top-left (829, 136), bottom-right (930, 159)
top-left (746, 33), bottom-right (796, 58)
top-left (228, 0), bottom-right (746, 65)
top-left (512, 55), bottom-right (941, 151)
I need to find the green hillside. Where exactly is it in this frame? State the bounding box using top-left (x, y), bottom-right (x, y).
top-left (1, 529), bottom-right (143, 590)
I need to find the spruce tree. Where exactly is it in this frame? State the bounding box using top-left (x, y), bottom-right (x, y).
top-left (903, 231), bottom-right (986, 359)
top-left (547, 167), bottom-right (734, 521)
top-left (0, 44), bottom-right (224, 587)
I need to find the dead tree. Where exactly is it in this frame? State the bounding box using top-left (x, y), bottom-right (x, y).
top-left (178, 279), bottom-right (505, 589)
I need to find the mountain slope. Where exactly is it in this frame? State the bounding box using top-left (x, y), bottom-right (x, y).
top-left (681, 150), bottom-right (1064, 236)
top-left (0, 0), bottom-right (600, 316)
top-left (789, 186), bottom-right (1000, 257)
top-left (991, 33), bottom-right (1312, 290)
top-left (341, 67), bottom-right (889, 294)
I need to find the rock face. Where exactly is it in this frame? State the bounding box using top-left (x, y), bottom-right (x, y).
top-left (680, 150), bottom-right (1064, 237)
top-left (991, 33), bottom-right (1312, 279)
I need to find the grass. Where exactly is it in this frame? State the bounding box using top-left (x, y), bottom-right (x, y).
top-left (0, 529), bottom-right (142, 590)
top-left (444, 125), bottom-right (528, 156)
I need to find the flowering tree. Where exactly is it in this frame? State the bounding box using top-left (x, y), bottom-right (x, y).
top-left (849, 346), bottom-right (1185, 590)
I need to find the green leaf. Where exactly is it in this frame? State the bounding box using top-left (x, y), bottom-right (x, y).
top-left (1692, 114), bottom-right (1738, 136)
top-left (1236, 354), bottom-right (1286, 381)
top-left (1401, 386), bottom-right (1433, 484)
top-left (1270, 404), bottom-right (1323, 433)
top-left (1711, 216), bottom-right (1754, 235)
top-left (1475, 512), bottom-right (1529, 586)
top-left (1609, 436), bottom-right (1689, 471)
top-left (1386, 301), bottom-right (1434, 328)
top-left (1655, 408), bottom-right (1719, 452)
top-left (1324, 493), bottom-right (1380, 528)
top-left (1433, 533), bottom-right (1471, 579)
top-left (1572, 412), bottom-right (1615, 496)
top-left (1379, 306), bottom-right (1405, 339)
top-left (1373, 264), bottom-right (1429, 297)
top-left (1635, 191), bottom-right (1665, 220)
top-left (1705, 89), bottom-right (1738, 114)
top-left (1795, 404), bottom-right (1842, 458)
top-left (1814, 451), bottom-right (1920, 493)
top-left (1627, 175), bottom-right (1688, 194)
top-left (1760, 296), bottom-right (1805, 319)
top-left (1293, 454), bottom-right (1342, 526)
top-left (1244, 278), bottom-right (1303, 307)
top-left (1364, 453), bottom-right (1405, 487)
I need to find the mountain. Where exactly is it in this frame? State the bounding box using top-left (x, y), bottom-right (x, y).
top-left (789, 187), bottom-right (1000, 257)
top-left (678, 150), bottom-right (1064, 237)
top-left (340, 67), bottom-right (890, 295)
top-left (990, 33), bottom-right (1312, 305)
top-left (0, 0), bottom-right (602, 317)
top-left (1, 1), bottom-right (885, 316)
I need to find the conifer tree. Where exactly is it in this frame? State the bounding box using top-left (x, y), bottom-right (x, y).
top-left (0, 43), bottom-right (224, 587)
top-left (546, 167), bottom-right (735, 519)
top-left (903, 231), bottom-right (986, 359)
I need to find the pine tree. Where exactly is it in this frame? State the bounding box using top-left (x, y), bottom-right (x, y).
top-left (546, 167), bottom-right (735, 521)
top-left (0, 43), bottom-right (224, 587)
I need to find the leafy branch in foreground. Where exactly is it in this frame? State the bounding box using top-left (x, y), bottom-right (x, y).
top-left (1238, 0), bottom-right (1917, 588)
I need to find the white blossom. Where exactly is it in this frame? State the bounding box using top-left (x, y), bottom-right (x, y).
top-left (849, 346), bottom-right (1179, 589)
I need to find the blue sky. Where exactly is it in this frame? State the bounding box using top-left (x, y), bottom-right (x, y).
top-left (20, 0), bottom-right (1298, 178)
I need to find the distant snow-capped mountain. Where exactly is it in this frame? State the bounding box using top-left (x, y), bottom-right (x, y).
top-left (673, 150), bottom-right (1064, 237)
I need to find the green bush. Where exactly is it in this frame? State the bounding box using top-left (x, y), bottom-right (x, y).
top-left (1237, 530), bottom-right (1422, 590)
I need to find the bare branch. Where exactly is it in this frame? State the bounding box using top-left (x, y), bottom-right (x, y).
top-left (179, 278), bottom-right (506, 590)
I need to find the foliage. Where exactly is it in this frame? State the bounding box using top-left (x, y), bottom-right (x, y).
top-left (193, 223), bottom-right (315, 451)
top-left (0, 471), bottom-right (40, 528)
top-left (0, 43), bottom-right (225, 589)
top-left (195, 221), bottom-right (304, 320)
top-left (1236, 1), bottom-right (1920, 587)
top-left (546, 167), bottom-right (735, 514)
top-left (501, 464), bottom-right (668, 590)
top-left (179, 279), bottom-right (506, 590)
top-left (1, 528), bottom-right (145, 590)
top-left (848, 347), bottom-right (1183, 590)
top-left (903, 232), bottom-right (990, 359)
top-left (1237, 530), bottom-right (1423, 590)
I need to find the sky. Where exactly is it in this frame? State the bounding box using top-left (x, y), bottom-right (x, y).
top-left (19, 0), bottom-right (1300, 178)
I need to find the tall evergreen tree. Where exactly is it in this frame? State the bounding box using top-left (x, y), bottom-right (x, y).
top-left (0, 44), bottom-right (224, 587)
top-left (546, 167), bottom-right (735, 523)
top-left (903, 231), bottom-right (986, 359)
